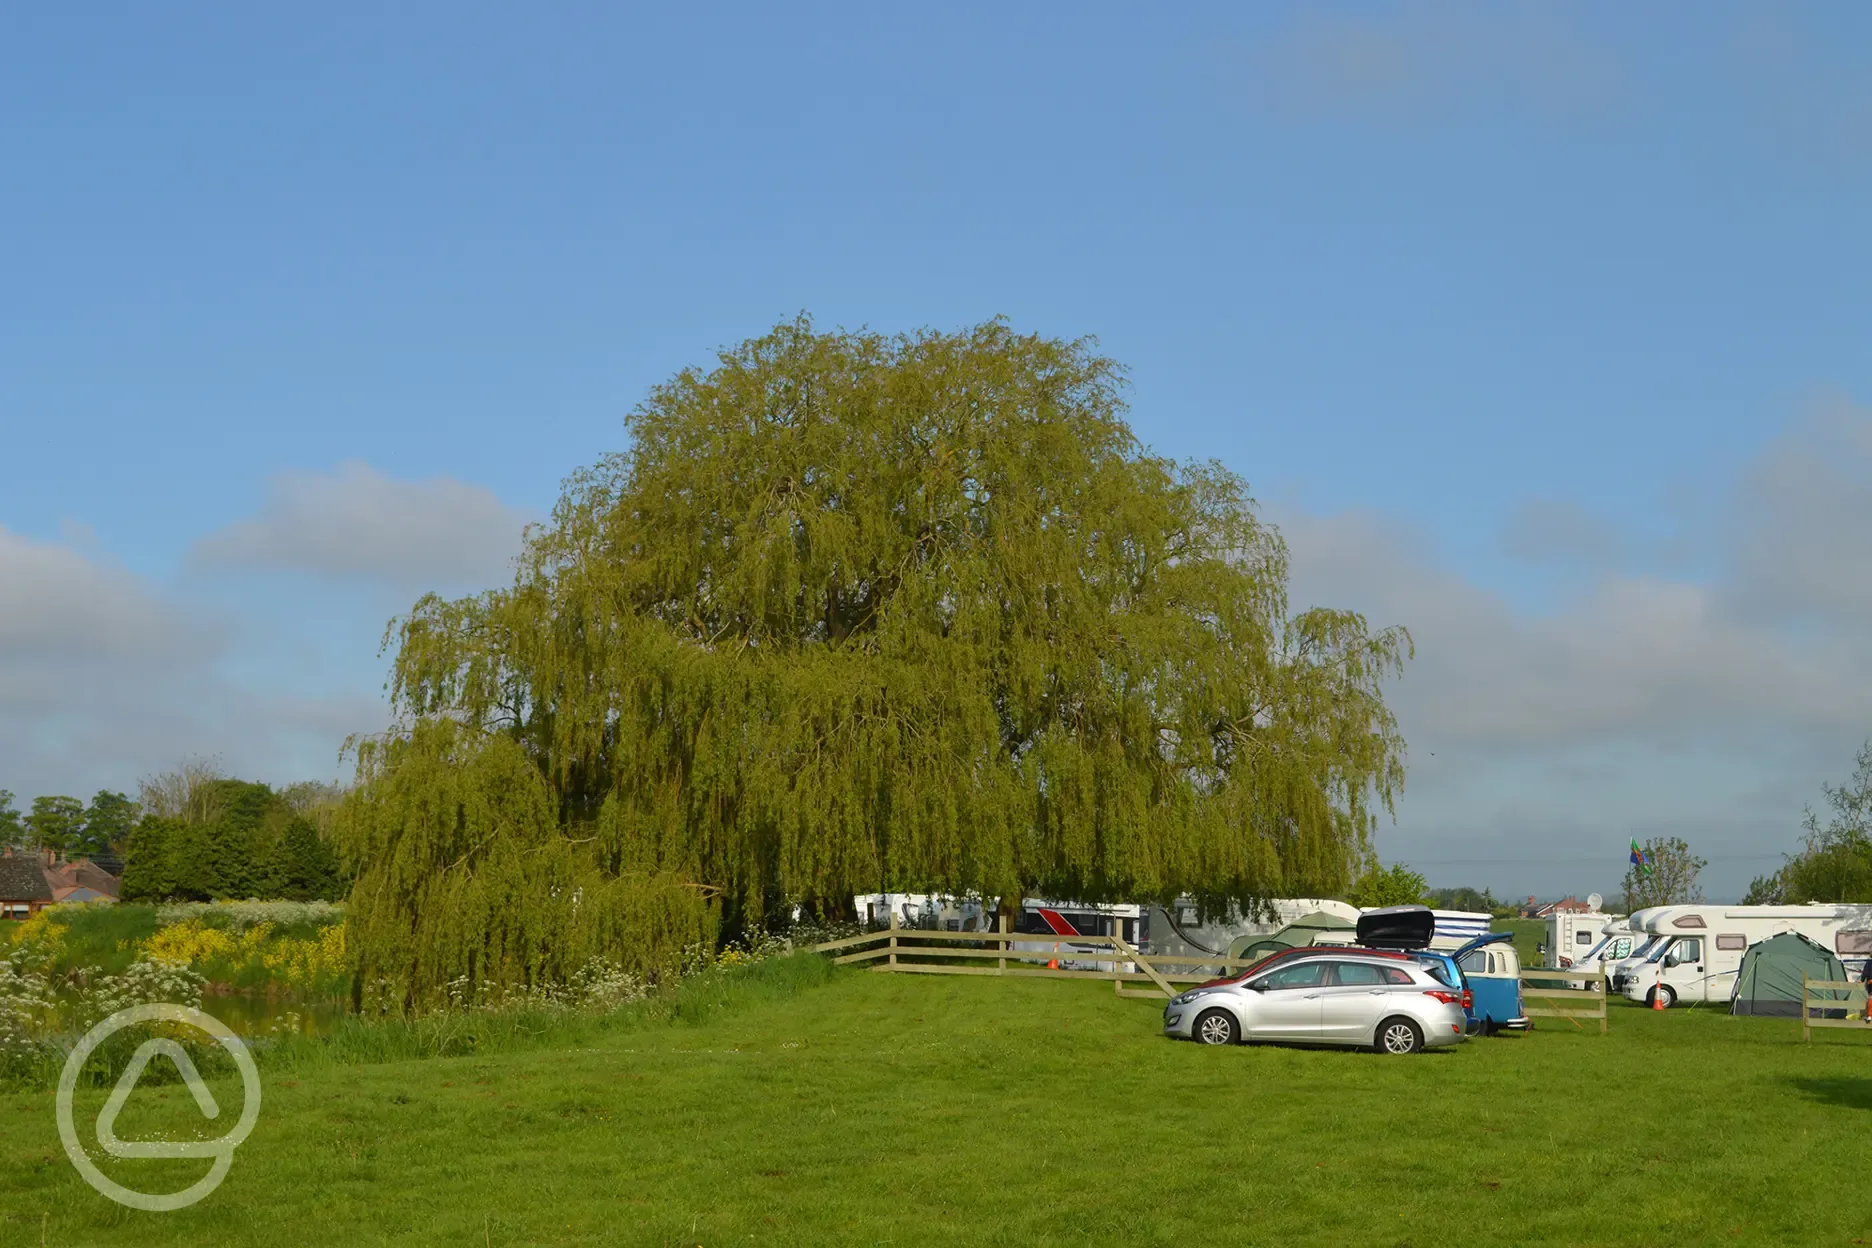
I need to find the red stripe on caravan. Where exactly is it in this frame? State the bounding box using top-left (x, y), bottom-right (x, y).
top-left (1037, 909), bottom-right (1079, 936)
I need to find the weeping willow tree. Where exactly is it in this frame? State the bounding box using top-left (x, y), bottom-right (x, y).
top-left (338, 721), bottom-right (716, 1011)
top-left (366, 316), bottom-right (1411, 970)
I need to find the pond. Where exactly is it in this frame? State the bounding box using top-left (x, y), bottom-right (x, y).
top-left (196, 994), bottom-right (348, 1038)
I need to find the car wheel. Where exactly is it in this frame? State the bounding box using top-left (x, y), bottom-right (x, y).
top-left (1374, 1016), bottom-right (1424, 1055)
top-left (1481, 1020), bottom-right (1498, 1037)
top-left (1193, 1009), bottom-right (1239, 1046)
top-left (1646, 985), bottom-right (1677, 1009)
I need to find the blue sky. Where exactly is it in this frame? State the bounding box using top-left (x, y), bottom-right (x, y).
top-left (4, 4), bottom-right (1870, 900)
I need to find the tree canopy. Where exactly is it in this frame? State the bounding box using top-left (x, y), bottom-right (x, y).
top-left (122, 777), bottom-right (344, 904)
top-left (1746, 740), bottom-right (1872, 904)
top-left (1623, 836), bottom-right (1706, 911)
top-left (376, 318), bottom-right (1412, 927)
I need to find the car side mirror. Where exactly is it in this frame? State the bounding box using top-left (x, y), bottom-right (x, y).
top-left (1246, 980), bottom-right (1266, 992)
top-left (1663, 953), bottom-right (1680, 968)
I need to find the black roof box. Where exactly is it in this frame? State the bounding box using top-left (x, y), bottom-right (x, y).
top-left (1355, 905), bottom-right (1436, 951)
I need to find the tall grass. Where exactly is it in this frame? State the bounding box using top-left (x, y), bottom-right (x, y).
top-left (257, 951), bottom-right (835, 1074)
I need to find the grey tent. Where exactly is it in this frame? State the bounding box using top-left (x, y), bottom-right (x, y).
top-left (1227, 910), bottom-right (1356, 962)
top-left (1730, 931), bottom-right (1849, 1018)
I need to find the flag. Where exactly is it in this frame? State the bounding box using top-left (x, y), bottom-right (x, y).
top-left (1629, 838), bottom-right (1652, 875)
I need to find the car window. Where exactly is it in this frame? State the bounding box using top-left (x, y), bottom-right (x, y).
top-left (1331, 962), bottom-right (1389, 986)
top-left (1383, 966), bottom-right (1413, 985)
top-left (1261, 961), bottom-right (1329, 990)
top-left (1415, 959), bottom-right (1455, 987)
top-left (1674, 938), bottom-right (1701, 962)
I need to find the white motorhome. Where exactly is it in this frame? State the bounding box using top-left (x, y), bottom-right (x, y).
top-left (1610, 905), bottom-right (1872, 1007)
top-left (1551, 917), bottom-right (1639, 984)
top-left (1545, 912), bottom-right (1622, 969)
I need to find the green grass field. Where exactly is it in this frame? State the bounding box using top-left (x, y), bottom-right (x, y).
top-left (3, 955), bottom-right (1870, 1248)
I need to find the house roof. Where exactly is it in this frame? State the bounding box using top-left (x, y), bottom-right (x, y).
top-left (45, 858), bottom-right (121, 900)
top-left (0, 854), bottom-right (54, 903)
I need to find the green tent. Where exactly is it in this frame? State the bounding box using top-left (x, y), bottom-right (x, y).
top-left (1227, 910), bottom-right (1355, 963)
top-left (1731, 931), bottom-right (1851, 1018)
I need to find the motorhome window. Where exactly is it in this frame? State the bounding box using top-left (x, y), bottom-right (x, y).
top-left (1459, 950), bottom-right (1488, 974)
top-left (1674, 915), bottom-right (1706, 928)
top-left (1576, 931), bottom-right (1593, 946)
top-left (1672, 939), bottom-right (1702, 963)
top-left (1643, 940), bottom-right (1671, 963)
top-left (1837, 931), bottom-right (1872, 955)
top-left (1716, 934), bottom-right (1746, 951)
top-left (1177, 906), bottom-right (1199, 926)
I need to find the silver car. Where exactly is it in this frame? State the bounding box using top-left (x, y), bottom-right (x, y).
top-left (1162, 953), bottom-right (1469, 1054)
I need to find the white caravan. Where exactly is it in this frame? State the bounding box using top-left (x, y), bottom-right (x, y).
top-left (1545, 912), bottom-right (1622, 968)
top-left (1610, 905), bottom-right (1872, 1007)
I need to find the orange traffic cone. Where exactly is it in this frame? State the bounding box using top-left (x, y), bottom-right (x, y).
top-left (1651, 980), bottom-right (1667, 1010)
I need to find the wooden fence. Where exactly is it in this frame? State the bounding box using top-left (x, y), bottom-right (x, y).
top-left (809, 914), bottom-right (1259, 997)
top-left (1800, 974), bottom-right (1872, 1040)
top-left (814, 916), bottom-right (1609, 1033)
top-left (1518, 967), bottom-right (1607, 1034)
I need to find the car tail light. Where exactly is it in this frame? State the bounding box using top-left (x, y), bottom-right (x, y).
top-left (1423, 989), bottom-right (1463, 1006)
top-left (1461, 988), bottom-right (1473, 1011)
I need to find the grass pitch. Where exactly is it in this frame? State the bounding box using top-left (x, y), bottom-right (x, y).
top-left (3, 955), bottom-right (1869, 1247)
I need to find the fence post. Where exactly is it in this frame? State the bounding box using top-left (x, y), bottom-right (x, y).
top-left (1802, 971), bottom-right (1810, 1042)
top-left (1113, 918), bottom-right (1123, 995)
top-left (997, 914), bottom-right (1007, 975)
top-left (889, 910), bottom-right (899, 969)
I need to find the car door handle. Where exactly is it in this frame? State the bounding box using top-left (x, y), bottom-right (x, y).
top-left (1302, 994), bottom-right (1319, 1000)
top-left (1367, 989), bottom-right (1386, 995)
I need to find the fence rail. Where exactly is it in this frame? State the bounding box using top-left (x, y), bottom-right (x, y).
top-left (1519, 967), bottom-right (1607, 1034)
top-left (1800, 975), bottom-right (1872, 1040)
top-left (813, 917), bottom-right (1607, 1033)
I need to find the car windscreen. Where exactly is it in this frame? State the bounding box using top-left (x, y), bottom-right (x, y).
top-left (1640, 937), bottom-right (1672, 963)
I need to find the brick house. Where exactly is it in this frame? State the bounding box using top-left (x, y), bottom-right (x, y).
top-left (0, 847), bottom-right (122, 917)
top-left (0, 847), bottom-right (55, 920)
top-left (1522, 895), bottom-right (1594, 919)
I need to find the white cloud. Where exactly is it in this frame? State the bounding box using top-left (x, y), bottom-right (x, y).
top-left (0, 527), bottom-right (383, 802)
top-left (189, 460), bottom-right (532, 590)
top-left (0, 525), bottom-right (202, 664)
top-left (1271, 400), bottom-right (1872, 898)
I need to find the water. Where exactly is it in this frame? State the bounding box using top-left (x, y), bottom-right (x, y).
top-left (194, 995), bottom-right (348, 1038)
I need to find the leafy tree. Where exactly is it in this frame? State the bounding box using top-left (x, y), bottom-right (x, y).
top-left (1622, 836), bottom-right (1705, 910)
top-left (0, 791), bottom-right (22, 848)
top-left (80, 791), bottom-right (139, 856)
top-left (336, 721), bottom-right (715, 1011)
top-left (1427, 885), bottom-right (1497, 913)
top-left (1348, 862), bottom-right (1428, 908)
top-left (378, 319), bottom-right (1412, 935)
top-left (120, 773), bottom-right (348, 903)
top-left (25, 795), bottom-right (85, 853)
top-left (263, 817), bottom-right (343, 902)
top-left (137, 756), bottom-right (228, 825)
top-left (1750, 740), bottom-right (1872, 904)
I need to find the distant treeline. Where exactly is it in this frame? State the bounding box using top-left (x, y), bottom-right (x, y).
top-left (3, 762), bottom-right (346, 903)
top-left (123, 779), bottom-right (344, 902)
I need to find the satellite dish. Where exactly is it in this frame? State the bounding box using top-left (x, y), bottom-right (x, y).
top-left (1587, 892), bottom-right (1604, 912)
